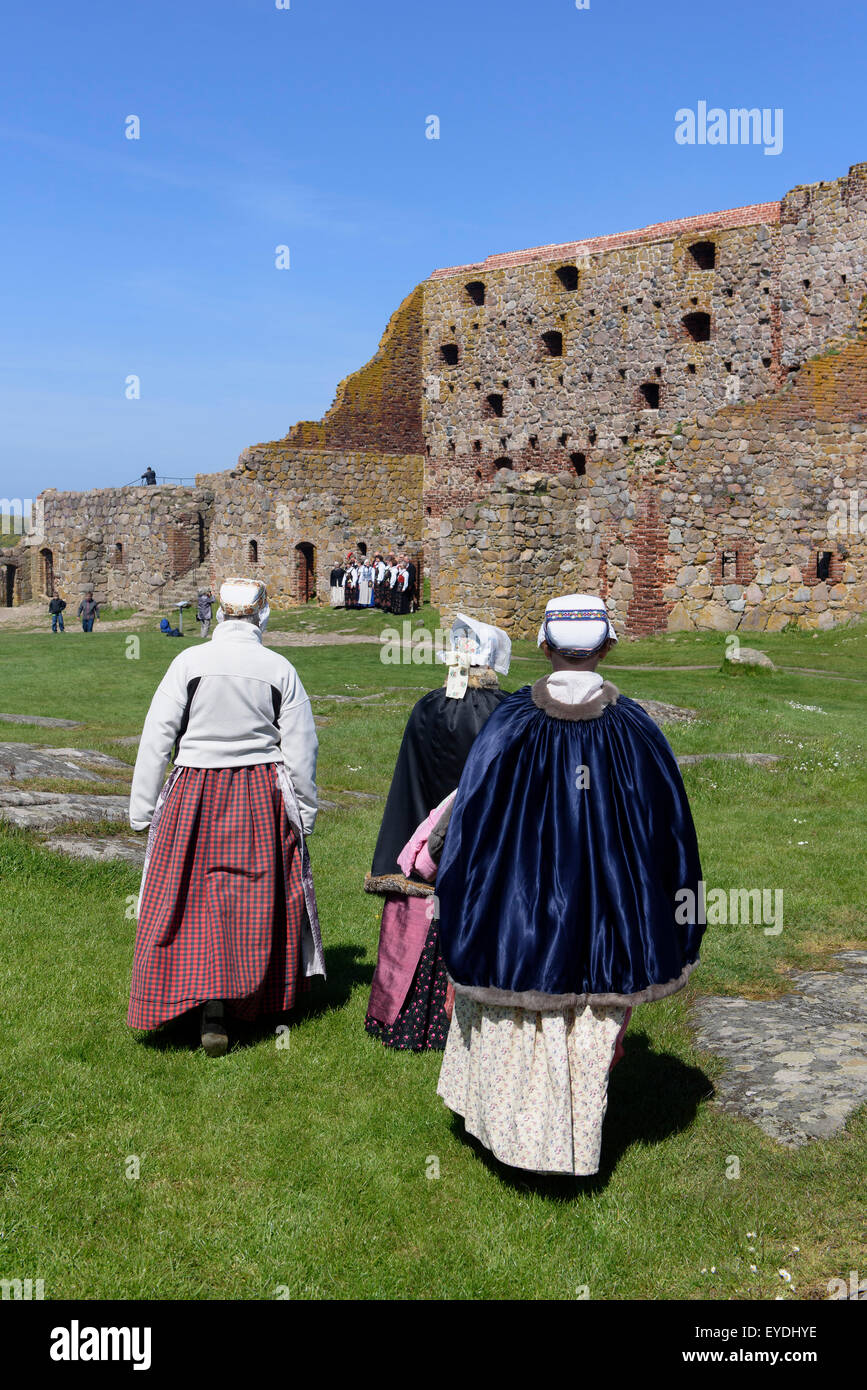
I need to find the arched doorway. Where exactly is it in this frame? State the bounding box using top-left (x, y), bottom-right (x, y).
top-left (39, 548), bottom-right (54, 595)
top-left (294, 542), bottom-right (316, 603)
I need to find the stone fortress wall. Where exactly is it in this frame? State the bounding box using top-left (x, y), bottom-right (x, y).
top-left (8, 164), bottom-right (866, 638)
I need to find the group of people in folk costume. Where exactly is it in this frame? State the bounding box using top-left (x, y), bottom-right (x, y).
top-left (329, 553), bottom-right (417, 613)
top-left (128, 579), bottom-right (703, 1177)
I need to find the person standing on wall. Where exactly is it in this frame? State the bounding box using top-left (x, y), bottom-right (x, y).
top-left (48, 589), bottom-right (66, 633)
top-left (141, 467), bottom-right (157, 485)
top-left (78, 589), bottom-right (99, 632)
top-left (197, 589), bottom-right (214, 638)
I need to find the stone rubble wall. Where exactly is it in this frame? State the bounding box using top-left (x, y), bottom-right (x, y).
top-left (435, 332), bottom-right (867, 637)
top-left (429, 163), bottom-right (867, 635)
top-left (27, 485), bottom-right (214, 609)
top-left (198, 444), bottom-right (424, 605)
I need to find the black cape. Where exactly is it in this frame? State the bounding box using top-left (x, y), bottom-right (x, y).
top-left (369, 683), bottom-right (506, 887)
top-left (437, 679), bottom-right (704, 1007)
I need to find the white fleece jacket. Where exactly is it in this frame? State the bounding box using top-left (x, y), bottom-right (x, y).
top-left (129, 620), bottom-right (318, 833)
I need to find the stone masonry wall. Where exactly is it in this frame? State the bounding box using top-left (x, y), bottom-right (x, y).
top-left (199, 444), bottom-right (424, 606)
top-left (428, 163), bottom-right (867, 635)
top-left (435, 327), bottom-right (867, 638)
top-left (30, 485), bottom-right (214, 609)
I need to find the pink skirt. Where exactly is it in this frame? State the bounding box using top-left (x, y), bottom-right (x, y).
top-left (128, 764), bottom-right (307, 1030)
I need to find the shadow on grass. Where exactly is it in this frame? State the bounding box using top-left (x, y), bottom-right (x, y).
top-left (133, 942), bottom-right (372, 1053)
top-left (447, 1032), bottom-right (713, 1198)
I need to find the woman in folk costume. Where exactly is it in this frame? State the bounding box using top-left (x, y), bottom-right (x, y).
top-left (364, 615), bottom-right (511, 1050)
top-left (329, 560), bottom-right (346, 607)
top-left (127, 578), bottom-right (325, 1056)
top-left (392, 563), bottom-right (411, 616)
top-left (373, 554), bottom-right (387, 609)
top-left (343, 557), bottom-right (358, 610)
top-left (358, 559), bottom-right (375, 608)
top-left (437, 594), bottom-right (704, 1175)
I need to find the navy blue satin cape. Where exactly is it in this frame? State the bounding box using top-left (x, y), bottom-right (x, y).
top-left (437, 685), bottom-right (704, 1002)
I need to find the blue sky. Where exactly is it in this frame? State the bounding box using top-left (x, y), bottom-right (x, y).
top-left (1, 0), bottom-right (865, 497)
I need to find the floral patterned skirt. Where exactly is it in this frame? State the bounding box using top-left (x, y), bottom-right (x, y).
top-left (365, 920), bottom-right (451, 1051)
top-left (437, 994), bottom-right (628, 1175)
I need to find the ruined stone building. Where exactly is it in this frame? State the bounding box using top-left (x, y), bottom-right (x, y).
top-left (6, 162), bottom-right (866, 637)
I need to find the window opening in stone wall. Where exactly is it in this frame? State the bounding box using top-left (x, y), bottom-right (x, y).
top-left (588, 428), bottom-right (597, 444)
top-left (687, 363), bottom-right (696, 374)
top-left (720, 551), bottom-right (737, 579)
top-left (494, 458), bottom-right (513, 470)
top-left (529, 436), bottom-right (538, 449)
top-left (816, 551), bottom-right (832, 581)
top-left (541, 331), bottom-right (563, 357)
top-left (559, 432), bottom-right (569, 446)
top-left (570, 452), bottom-right (586, 476)
top-left (357, 541), bottom-right (367, 556)
top-left (473, 439), bottom-right (482, 452)
top-left (248, 539), bottom-right (258, 564)
top-left (555, 265), bottom-right (579, 291)
top-left (485, 393), bottom-right (504, 417)
top-left (466, 281), bottom-right (485, 305)
top-left (114, 542), bottom-right (123, 565)
top-left (529, 376), bottom-right (537, 387)
top-left (639, 383), bottom-right (660, 409)
top-left (558, 374), bottom-right (564, 385)
top-left (619, 368), bottom-right (627, 379)
top-left (683, 311), bottom-right (711, 342)
top-left (803, 279), bottom-right (811, 290)
top-left (725, 287), bottom-right (734, 298)
top-left (688, 241), bottom-right (716, 270)
top-left (440, 344), bottom-right (459, 365)
top-left (762, 356), bottom-right (772, 368)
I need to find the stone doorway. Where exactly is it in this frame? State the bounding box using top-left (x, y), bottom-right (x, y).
top-left (39, 547), bottom-right (54, 595)
top-left (295, 542), bottom-right (316, 602)
top-left (3, 564), bottom-right (15, 607)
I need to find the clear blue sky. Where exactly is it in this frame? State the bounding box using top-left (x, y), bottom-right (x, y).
top-left (1, 0), bottom-right (865, 497)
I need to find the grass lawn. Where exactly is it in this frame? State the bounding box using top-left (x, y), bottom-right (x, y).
top-left (0, 607), bottom-right (865, 1299)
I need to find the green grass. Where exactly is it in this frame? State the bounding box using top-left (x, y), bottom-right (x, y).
top-left (0, 612), bottom-right (865, 1299)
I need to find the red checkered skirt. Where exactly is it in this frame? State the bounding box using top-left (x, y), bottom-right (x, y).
top-left (128, 763), bottom-right (307, 1030)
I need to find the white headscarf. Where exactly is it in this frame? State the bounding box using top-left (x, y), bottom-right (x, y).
top-left (444, 613), bottom-right (512, 674)
top-left (536, 593), bottom-right (617, 658)
top-left (216, 577), bottom-right (271, 633)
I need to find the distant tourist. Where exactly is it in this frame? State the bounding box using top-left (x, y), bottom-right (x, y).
top-left (48, 589), bottom-right (66, 633)
top-left (329, 561), bottom-right (346, 607)
top-left (127, 577), bottom-right (324, 1056)
top-left (197, 589), bottom-right (214, 638)
top-left (435, 594), bottom-right (704, 1176)
top-left (78, 589), bottom-right (99, 632)
top-left (159, 617), bottom-right (182, 637)
top-left (141, 467), bottom-right (157, 486)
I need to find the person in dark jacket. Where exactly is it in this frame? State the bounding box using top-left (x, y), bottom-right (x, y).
top-left (197, 590), bottom-right (214, 638)
top-left (78, 590), bottom-right (99, 632)
top-left (48, 590), bottom-right (66, 633)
